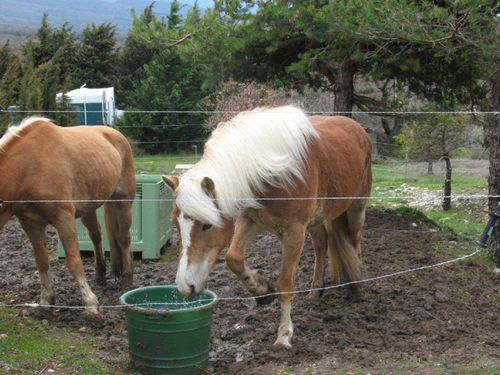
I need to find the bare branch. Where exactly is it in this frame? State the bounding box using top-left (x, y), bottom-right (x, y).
top-left (164, 33), bottom-right (192, 47)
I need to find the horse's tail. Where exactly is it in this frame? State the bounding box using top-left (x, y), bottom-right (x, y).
top-left (104, 203), bottom-right (123, 279)
top-left (104, 200), bottom-right (134, 286)
top-left (103, 131), bottom-right (136, 287)
top-left (327, 212), bottom-right (362, 286)
top-left (328, 129), bottom-right (372, 288)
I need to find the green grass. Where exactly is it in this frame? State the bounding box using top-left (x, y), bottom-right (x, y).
top-left (371, 163), bottom-right (487, 191)
top-left (426, 208), bottom-right (486, 238)
top-left (0, 307), bottom-right (130, 375)
top-left (134, 154), bottom-right (199, 175)
top-left (371, 162), bottom-right (489, 240)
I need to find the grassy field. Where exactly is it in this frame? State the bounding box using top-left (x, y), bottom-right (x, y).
top-left (0, 156), bottom-right (494, 375)
top-left (134, 154), bottom-right (200, 175)
top-left (0, 308), bottom-right (131, 375)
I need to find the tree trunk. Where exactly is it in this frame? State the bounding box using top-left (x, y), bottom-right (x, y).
top-left (443, 156), bottom-right (452, 211)
top-left (487, 66), bottom-right (500, 267)
top-left (333, 57), bottom-right (354, 116)
top-left (427, 161), bottom-right (433, 175)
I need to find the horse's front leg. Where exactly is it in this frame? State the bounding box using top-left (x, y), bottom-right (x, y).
top-left (224, 215), bottom-right (274, 303)
top-left (274, 224), bottom-right (306, 349)
top-left (19, 220), bottom-right (55, 308)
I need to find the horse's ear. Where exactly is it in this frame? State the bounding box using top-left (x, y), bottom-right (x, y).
top-left (162, 175), bottom-right (179, 191)
top-left (201, 176), bottom-right (216, 199)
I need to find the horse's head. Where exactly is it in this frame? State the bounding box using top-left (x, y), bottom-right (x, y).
top-left (163, 175), bottom-right (234, 296)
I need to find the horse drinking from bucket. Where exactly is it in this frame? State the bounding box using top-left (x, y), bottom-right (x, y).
top-left (0, 117), bottom-right (136, 314)
top-left (163, 106), bottom-right (372, 348)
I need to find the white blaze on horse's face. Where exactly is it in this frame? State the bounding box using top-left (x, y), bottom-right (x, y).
top-left (176, 211), bottom-right (208, 295)
top-left (173, 208), bottom-right (234, 297)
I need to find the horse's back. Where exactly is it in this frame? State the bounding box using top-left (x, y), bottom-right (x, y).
top-left (310, 115), bottom-right (372, 154)
top-left (308, 115), bottom-right (372, 213)
top-left (310, 115), bottom-right (372, 167)
top-left (58, 125), bottom-right (135, 200)
top-left (13, 119), bottom-right (134, 204)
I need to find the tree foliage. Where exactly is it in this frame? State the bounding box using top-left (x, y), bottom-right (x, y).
top-left (119, 46), bottom-right (210, 153)
top-left (30, 13), bottom-right (79, 87)
top-left (0, 42), bottom-right (22, 130)
top-left (117, 1), bottom-right (225, 153)
top-left (115, 4), bottom-right (157, 107)
top-left (78, 23), bottom-right (117, 87)
top-left (395, 109), bottom-right (470, 210)
top-left (224, 0), bottom-right (496, 114)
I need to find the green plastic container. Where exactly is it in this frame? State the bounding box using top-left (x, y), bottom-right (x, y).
top-left (57, 174), bottom-right (172, 259)
top-left (120, 285), bottom-right (217, 375)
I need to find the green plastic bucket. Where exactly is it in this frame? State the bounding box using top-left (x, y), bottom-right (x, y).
top-left (120, 285), bottom-right (217, 375)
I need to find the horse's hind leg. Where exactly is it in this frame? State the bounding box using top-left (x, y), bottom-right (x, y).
top-left (104, 201), bottom-right (133, 288)
top-left (342, 200), bottom-right (368, 298)
top-left (308, 225), bottom-right (327, 301)
top-left (346, 199), bottom-right (369, 260)
top-left (19, 221), bottom-right (55, 308)
top-left (80, 212), bottom-right (106, 286)
top-left (53, 211), bottom-right (99, 314)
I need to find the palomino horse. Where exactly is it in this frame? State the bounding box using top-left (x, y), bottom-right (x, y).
top-left (163, 106), bottom-right (372, 348)
top-left (0, 117), bottom-right (136, 314)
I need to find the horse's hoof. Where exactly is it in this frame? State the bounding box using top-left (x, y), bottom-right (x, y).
top-left (85, 307), bottom-right (100, 316)
top-left (307, 288), bottom-right (324, 302)
top-left (95, 273), bottom-right (107, 287)
top-left (273, 334), bottom-right (292, 350)
top-left (120, 273), bottom-right (133, 290)
top-left (255, 281), bottom-right (276, 305)
top-left (33, 306), bottom-right (53, 320)
top-left (346, 285), bottom-right (364, 302)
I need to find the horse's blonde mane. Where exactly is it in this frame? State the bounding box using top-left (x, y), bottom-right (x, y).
top-left (0, 116), bottom-right (51, 151)
top-left (176, 106), bottom-right (318, 226)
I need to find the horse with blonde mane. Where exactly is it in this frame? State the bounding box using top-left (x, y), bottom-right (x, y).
top-left (163, 106), bottom-right (372, 348)
top-left (0, 117), bottom-right (136, 314)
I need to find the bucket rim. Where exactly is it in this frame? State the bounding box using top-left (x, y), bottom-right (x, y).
top-left (119, 284), bottom-right (217, 315)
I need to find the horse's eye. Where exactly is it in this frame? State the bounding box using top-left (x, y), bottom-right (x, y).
top-left (202, 223), bottom-right (212, 231)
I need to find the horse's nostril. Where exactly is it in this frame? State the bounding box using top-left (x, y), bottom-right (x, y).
top-left (189, 284), bottom-right (196, 295)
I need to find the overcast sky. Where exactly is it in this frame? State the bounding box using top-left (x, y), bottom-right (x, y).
top-left (183, 0), bottom-right (214, 8)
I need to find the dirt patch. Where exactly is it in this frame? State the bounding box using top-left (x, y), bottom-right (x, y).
top-left (0, 208), bottom-right (499, 374)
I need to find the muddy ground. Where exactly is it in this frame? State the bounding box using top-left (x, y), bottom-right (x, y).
top-left (0, 208), bottom-right (499, 374)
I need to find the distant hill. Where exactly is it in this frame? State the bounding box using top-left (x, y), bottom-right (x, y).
top-left (0, 0), bottom-right (196, 39)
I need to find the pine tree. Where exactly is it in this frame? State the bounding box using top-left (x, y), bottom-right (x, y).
top-left (120, 49), bottom-right (208, 153)
top-left (30, 13), bottom-right (79, 87)
top-left (0, 44), bottom-right (22, 130)
top-left (18, 45), bottom-right (43, 117)
top-left (78, 23), bottom-right (117, 87)
top-left (224, 1), bottom-right (495, 115)
top-left (38, 57), bottom-right (61, 118)
top-left (55, 92), bottom-right (77, 127)
top-left (167, 0), bottom-right (182, 31)
top-left (0, 42), bottom-right (21, 109)
top-left (115, 4), bottom-right (157, 107)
